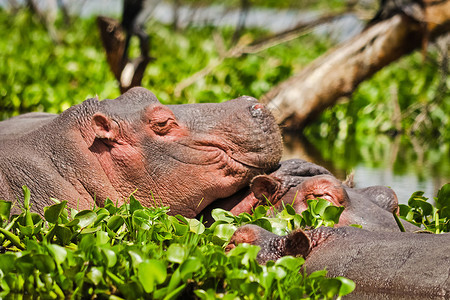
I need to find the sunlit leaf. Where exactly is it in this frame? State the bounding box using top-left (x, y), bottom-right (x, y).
top-left (180, 257), bottom-right (202, 280)
top-left (167, 244), bottom-right (187, 264)
top-left (138, 259), bottom-right (167, 293)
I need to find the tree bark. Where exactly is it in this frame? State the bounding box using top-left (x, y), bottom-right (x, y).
top-left (261, 0), bottom-right (450, 130)
top-left (97, 16), bottom-right (151, 94)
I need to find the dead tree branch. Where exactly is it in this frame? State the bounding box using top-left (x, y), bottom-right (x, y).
top-left (261, 0), bottom-right (450, 130)
top-left (174, 11), bottom-right (349, 97)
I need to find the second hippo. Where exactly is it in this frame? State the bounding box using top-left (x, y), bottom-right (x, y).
top-left (205, 159), bottom-right (416, 231)
top-left (228, 224), bottom-right (450, 299)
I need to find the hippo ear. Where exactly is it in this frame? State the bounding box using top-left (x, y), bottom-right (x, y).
top-left (356, 186), bottom-right (399, 213)
top-left (92, 113), bottom-right (120, 142)
top-left (284, 229), bottom-right (311, 258)
top-left (251, 175), bottom-right (281, 202)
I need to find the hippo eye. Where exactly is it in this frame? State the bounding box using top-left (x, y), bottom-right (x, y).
top-left (155, 120), bottom-right (168, 127)
top-left (305, 193), bottom-right (333, 202)
top-left (149, 118), bottom-right (176, 135)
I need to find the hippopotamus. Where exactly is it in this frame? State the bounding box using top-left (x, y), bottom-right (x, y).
top-left (228, 224), bottom-right (450, 299)
top-left (203, 159), bottom-right (416, 231)
top-left (0, 87), bottom-right (282, 217)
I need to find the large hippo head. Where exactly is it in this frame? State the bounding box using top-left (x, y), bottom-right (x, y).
top-left (80, 87), bottom-right (283, 216)
top-left (0, 87), bottom-right (282, 217)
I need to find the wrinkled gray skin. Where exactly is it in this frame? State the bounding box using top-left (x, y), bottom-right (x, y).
top-left (206, 159), bottom-right (415, 231)
top-left (0, 87), bottom-right (282, 217)
top-left (228, 224), bottom-right (450, 299)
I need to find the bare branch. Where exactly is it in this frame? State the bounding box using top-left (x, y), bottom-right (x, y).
top-left (173, 11), bottom-right (349, 97)
top-left (262, 0), bottom-right (450, 130)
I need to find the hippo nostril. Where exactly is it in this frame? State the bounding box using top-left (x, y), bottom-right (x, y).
top-left (252, 103), bottom-right (264, 110)
top-left (251, 103), bottom-right (265, 118)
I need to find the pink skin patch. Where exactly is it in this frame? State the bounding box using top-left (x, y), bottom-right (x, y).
top-left (229, 175), bottom-right (351, 225)
top-left (252, 104), bottom-right (265, 110)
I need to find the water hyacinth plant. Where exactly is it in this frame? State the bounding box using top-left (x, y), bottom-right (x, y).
top-left (1, 183), bottom-right (449, 298)
top-left (0, 186), bottom-right (354, 299)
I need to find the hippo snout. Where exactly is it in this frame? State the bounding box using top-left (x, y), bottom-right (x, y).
top-left (250, 103), bottom-right (265, 117)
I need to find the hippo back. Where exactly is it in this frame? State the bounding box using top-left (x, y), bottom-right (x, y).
top-left (0, 112), bottom-right (56, 139)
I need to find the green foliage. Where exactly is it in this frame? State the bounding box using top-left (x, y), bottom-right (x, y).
top-left (306, 51), bottom-right (449, 142)
top-left (399, 183), bottom-right (450, 233)
top-left (0, 9), bottom-right (119, 120)
top-left (299, 198), bottom-right (345, 228)
top-left (0, 188), bottom-right (353, 299)
top-left (0, 8), bottom-right (331, 120)
top-left (180, 0), bottom-right (346, 11)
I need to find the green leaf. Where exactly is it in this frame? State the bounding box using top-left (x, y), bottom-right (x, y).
top-left (44, 201), bottom-right (68, 224)
top-left (64, 218), bottom-right (80, 227)
top-left (34, 254), bottom-right (56, 273)
top-left (22, 186), bottom-right (31, 210)
top-left (320, 277), bottom-right (355, 297)
top-left (74, 210), bottom-right (97, 228)
top-left (170, 216), bottom-right (189, 236)
top-left (96, 230), bottom-right (109, 245)
top-left (87, 266), bottom-right (103, 285)
top-left (275, 256), bottom-right (304, 272)
top-left (251, 218), bottom-right (272, 232)
top-left (180, 257), bottom-right (202, 281)
top-left (211, 208), bottom-right (235, 223)
top-left (213, 224), bottom-right (237, 241)
top-left (107, 215), bottom-right (125, 232)
top-left (47, 244), bottom-right (67, 265)
top-left (228, 243), bottom-right (260, 267)
top-left (0, 253), bottom-right (17, 273)
top-left (167, 244), bottom-right (187, 264)
top-left (55, 225), bottom-right (72, 245)
top-left (15, 256), bottom-right (35, 278)
top-left (101, 248), bottom-right (117, 268)
top-left (335, 277), bottom-right (356, 296)
top-left (284, 203), bottom-right (297, 216)
top-left (253, 205), bottom-right (268, 218)
top-left (187, 218), bottom-right (205, 234)
top-left (133, 209), bottom-right (152, 230)
top-left (0, 200), bottom-right (12, 221)
top-left (0, 227), bottom-right (25, 250)
top-left (313, 198), bottom-right (332, 215)
top-left (129, 194), bottom-right (144, 214)
top-left (138, 259), bottom-right (167, 293)
top-left (398, 204), bottom-right (411, 218)
top-left (436, 183), bottom-right (450, 210)
top-left (323, 206), bottom-right (344, 224)
top-left (162, 283), bottom-right (186, 300)
top-left (408, 198), bottom-right (433, 216)
top-left (128, 250), bottom-right (144, 269)
top-left (17, 223), bottom-right (34, 236)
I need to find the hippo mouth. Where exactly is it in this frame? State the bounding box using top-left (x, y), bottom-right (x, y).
top-left (181, 139), bottom-right (273, 171)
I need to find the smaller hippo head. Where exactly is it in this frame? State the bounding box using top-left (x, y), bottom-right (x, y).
top-left (231, 171), bottom-right (411, 231)
top-left (87, 87), bottom-right (283, 217)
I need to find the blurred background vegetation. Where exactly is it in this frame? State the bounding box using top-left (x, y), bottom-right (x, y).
top-left (0, 0), bottom-right (448, 201)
